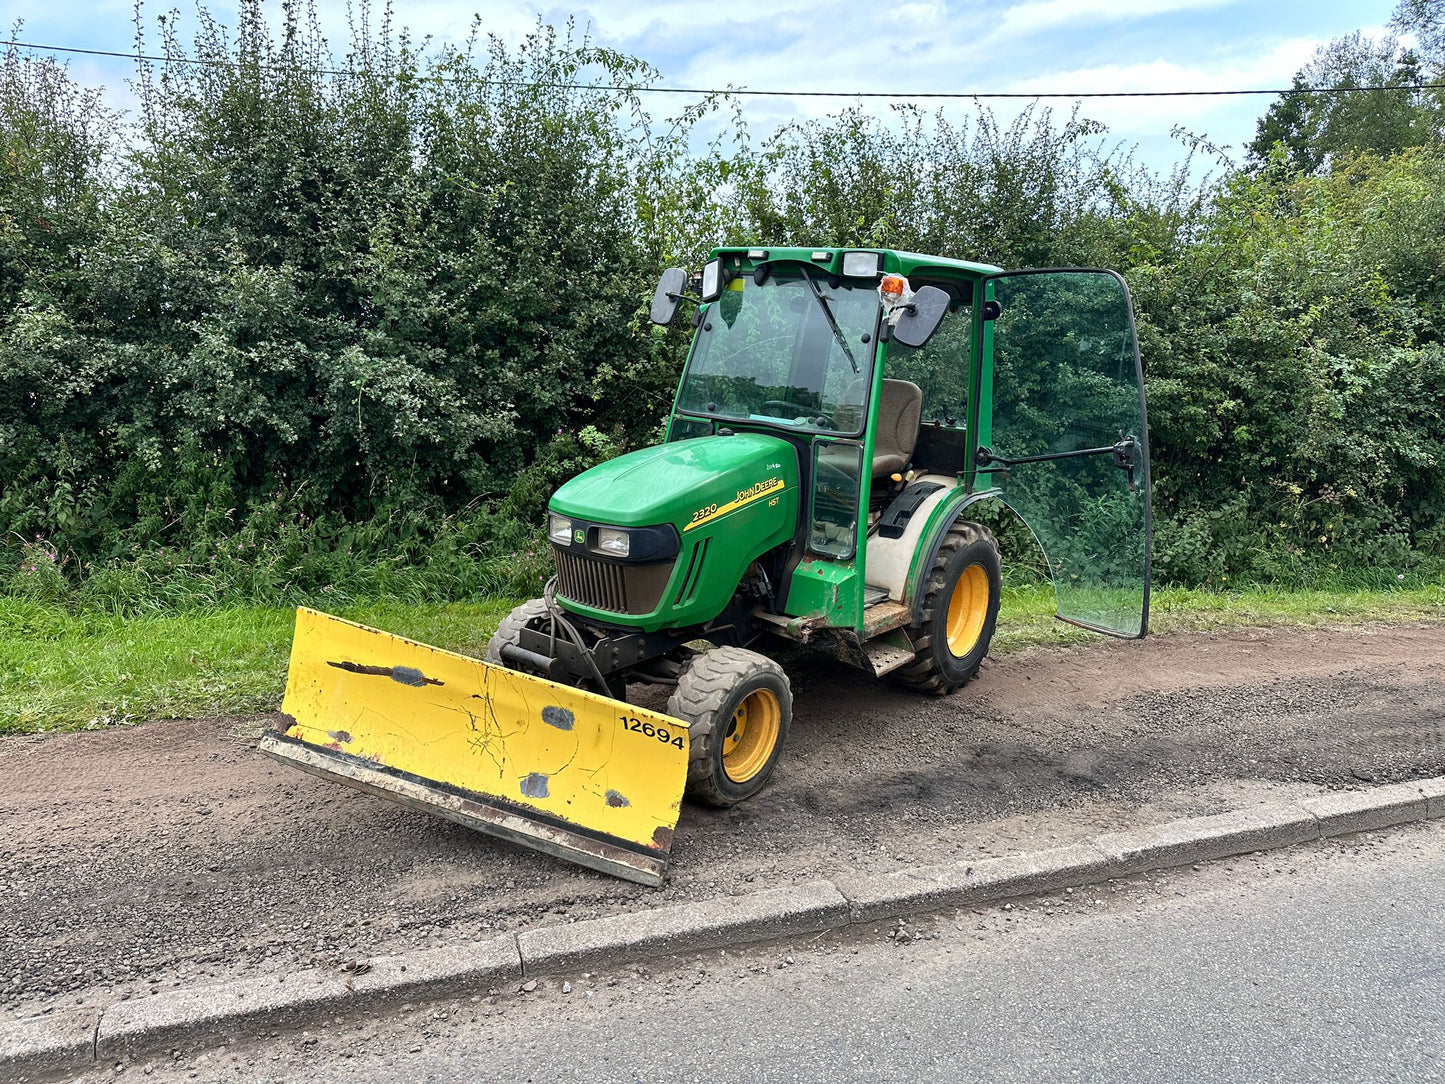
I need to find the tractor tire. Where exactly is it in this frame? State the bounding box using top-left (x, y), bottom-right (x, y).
top-left (668, 646), bottom-right (792, 808)
top-left (892, 520), bottom-right (1001, 695)
top-left (484, 598), bottom-right (551, 668)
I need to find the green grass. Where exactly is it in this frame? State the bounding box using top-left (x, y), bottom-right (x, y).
top-left (0, 596), bottom-right (519, 735)
top-left (991, 583), bottom-right (1445, 653)
top-left (2, 584), bottom-right (1442, 735)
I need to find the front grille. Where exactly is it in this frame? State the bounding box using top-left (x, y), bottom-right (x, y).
top-left (555, 548), bottom-right (627, 612)
top-left (553, 547), bottom-right (674, 615)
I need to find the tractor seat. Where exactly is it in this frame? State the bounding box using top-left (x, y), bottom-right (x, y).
top-left (868, 379), bottom-right (923, 477)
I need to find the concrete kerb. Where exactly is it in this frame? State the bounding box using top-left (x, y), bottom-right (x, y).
top-left (838, 843), bottom-right (1116, 925)
top-left (518, 879), bottom-right (851, 976)
top-left (837, 801), bottom-right (1324, 926)
top-left (1298, 780), bottom-right (1429, 838)
top-left (8, 775), bottom-right (1445, 1076)
top-left (95, 934), bottom-right (522, 1064)
top-left (0, 1009), bottom-right (98, 1080)
top-left (1421, 777), bottom-right (1445, 819)
top-left (1092, 802), bottom-right (1321, 875)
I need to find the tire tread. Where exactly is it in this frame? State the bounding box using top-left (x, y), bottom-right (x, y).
top-left (484, 598), bottom-right (550, 666)
top-left (893, 520), bottom-right (999, 695)
top-left (668, 646), bottom-right (791, 807)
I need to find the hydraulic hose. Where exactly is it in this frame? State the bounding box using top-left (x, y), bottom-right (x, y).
top-left (542, 576), bottom-right (612, 693)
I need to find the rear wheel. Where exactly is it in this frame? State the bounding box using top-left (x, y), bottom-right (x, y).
top-left (893, 520), bottom-right (1001, 695)
top-left (668, 646), bottom-right (792, 807)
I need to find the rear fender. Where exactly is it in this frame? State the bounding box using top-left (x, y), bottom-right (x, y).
top-left (904, 488), bottom-right (1003, 624)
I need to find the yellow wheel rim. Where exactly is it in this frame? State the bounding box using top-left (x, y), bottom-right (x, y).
top-left (945, 563), bottom-right (989, 658)
top-left (722, 688), bottom-right (781, 784)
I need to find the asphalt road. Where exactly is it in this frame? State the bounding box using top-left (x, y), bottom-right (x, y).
top-left (89, 819), bottom-right (1445, 1083)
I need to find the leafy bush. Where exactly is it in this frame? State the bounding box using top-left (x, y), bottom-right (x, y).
top-left (0, 6), bottom-right (694, 594)
top-left (1, 2), bottom-right (1443, 610)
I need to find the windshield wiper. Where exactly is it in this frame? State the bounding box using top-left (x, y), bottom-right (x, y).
top-left (797, 264), bottom-right (860, 374)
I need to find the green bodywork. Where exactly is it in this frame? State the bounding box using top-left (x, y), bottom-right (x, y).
top-left (550, 432), bottom-right (799, 632)
top-left (784, 557), bottom-right (860, 630)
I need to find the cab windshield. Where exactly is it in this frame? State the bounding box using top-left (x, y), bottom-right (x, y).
top-left (675, 268), bottom-right (881, 435)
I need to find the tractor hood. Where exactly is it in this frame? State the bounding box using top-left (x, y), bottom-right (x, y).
top-left (548, 433), bottom-right (801, 630)
top-left (550, 433), bottom-right (798, 532)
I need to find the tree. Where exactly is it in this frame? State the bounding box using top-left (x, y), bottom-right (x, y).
top-left (1247, 32), bottom-right (1434, 173)
top-left (1392, 0), bottom-right (1445, 72)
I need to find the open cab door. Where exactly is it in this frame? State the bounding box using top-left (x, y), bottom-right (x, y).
top-left (979, 269), bottom-right (1152, 637)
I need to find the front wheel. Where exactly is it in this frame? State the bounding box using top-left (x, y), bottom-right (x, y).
top-left (893, 520), bottom-right (1001, 695)
top-left (668, 646), bottom-right (792, 807)
top-left (484, 598), bottom-right (550, 668)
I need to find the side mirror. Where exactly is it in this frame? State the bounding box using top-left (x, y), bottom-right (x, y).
top-left (649, 268), bottom-right (688, 326)
top-left (890, 285), bottom-right (950, 348)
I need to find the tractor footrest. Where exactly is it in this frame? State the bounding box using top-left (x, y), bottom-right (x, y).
top-left (862, 585), bottom-right (890, 607)
top-left (865, 633), bottom-right (916, 677)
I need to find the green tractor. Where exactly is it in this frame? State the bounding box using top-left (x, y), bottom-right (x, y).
top-left (263, 247), bottom-right (1151, 885)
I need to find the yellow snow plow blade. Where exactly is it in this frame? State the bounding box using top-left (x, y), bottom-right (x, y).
top-left (259, 607), bottom-right (690, 886)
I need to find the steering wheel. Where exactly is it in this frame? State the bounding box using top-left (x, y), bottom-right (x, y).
top-left (761, 399), bottom-right (808, 419)
top-left (761, 400), bottom-right (837, 429)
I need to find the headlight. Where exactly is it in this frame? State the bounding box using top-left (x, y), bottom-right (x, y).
top-left (594, 527), bottom-right (631, 557)
top-left (548, 513), bottom-right (573, 545)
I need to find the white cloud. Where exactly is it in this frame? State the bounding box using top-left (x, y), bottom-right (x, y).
top-left (544, 0), bottom-right (847, 40)
top-left (991, 0), bottom-right (1237, 38)
top-left (5, 0), bottom-right (1399, 179)
top-left (1001, 24), bottom-right (1401, 141)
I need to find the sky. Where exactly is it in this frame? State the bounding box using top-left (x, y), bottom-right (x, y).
top-left (2, 0), bottom-right (1409, 176)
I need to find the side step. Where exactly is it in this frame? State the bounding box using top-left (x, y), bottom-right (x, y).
top-left (862, 600), bottom-right (911, 639)
top-left (862, 598), bottom-right (917, 677)
top-left (864, 634), bottom-right (917, 677)
top-left (861, 635), bottom-right (919, 679)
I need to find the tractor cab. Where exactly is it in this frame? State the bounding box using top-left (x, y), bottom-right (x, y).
top-left (652, 247), bottom-right (1152, 648)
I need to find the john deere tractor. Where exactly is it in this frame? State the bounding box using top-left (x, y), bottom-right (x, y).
top-left (262, 248), bottom-right (1152, 885)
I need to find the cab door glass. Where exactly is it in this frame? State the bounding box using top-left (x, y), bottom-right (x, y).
top-left (810, 441), bottom-right (863, 559)
top-left (985, 269), bottom-right (1152, 637)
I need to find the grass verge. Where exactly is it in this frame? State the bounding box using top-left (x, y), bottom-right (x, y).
top-left (2, 584), bottom-right (1442, 735)
top-left (991, 583), bottom-right (1445, 652)
top-left (0, 597), bottom-right (519, 735)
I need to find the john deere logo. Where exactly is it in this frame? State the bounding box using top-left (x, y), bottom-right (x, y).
top-left (574, 529), bottom-right (585, 544)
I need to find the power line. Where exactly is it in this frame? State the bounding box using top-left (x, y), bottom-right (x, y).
top-left (4, 37), bottom-right (1444, 100)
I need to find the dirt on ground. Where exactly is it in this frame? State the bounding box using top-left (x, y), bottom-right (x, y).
top-left (2, 622), bottom-right (1443, 1020)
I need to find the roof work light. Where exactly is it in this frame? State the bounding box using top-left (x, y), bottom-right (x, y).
top-left (842, 251), bottom-right (882, 277)
top-left (700, 259), bottom-right (723, 301)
